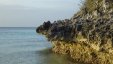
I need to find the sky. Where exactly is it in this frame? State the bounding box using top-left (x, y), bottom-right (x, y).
top-left (0, 0), bottom-right (81, 27)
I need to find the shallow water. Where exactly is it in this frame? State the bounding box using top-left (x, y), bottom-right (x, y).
top-left (0, 27), bottom-right (77, 64)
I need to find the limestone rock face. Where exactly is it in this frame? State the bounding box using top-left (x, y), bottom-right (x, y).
top-left (37, 0), bottom-right (113, 43)
top-left (36, 0), bottom-right (113, 64)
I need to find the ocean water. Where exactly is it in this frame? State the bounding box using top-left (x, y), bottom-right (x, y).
top-left (0, 27), bottom-right (75, 64)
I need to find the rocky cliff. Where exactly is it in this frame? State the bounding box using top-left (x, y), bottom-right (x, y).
top-left (36, 0), bottom-right (113, 64)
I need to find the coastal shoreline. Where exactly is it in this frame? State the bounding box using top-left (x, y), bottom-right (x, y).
top-left (36, 0), bottom-right (113, 64)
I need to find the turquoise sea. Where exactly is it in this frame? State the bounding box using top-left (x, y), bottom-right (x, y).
top-left (0, 27), bottom-right (75, 64)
